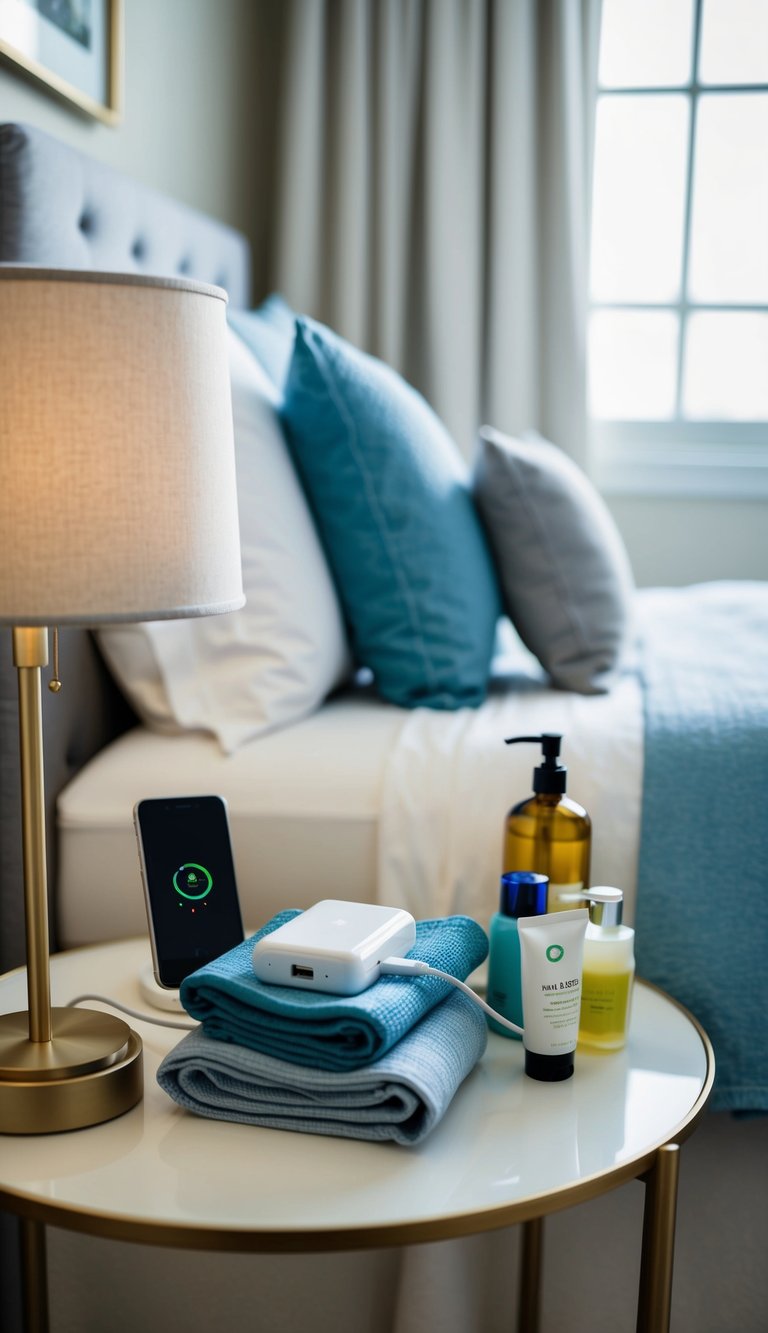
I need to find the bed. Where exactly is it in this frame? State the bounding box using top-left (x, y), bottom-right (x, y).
top-left (1, 119), bottom-right (768, 1333)
top-left (0, 121), bottom-right (648, 960)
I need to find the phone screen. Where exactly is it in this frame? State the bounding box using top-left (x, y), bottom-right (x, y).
top-left (135, 796), bottom-right (244, 988)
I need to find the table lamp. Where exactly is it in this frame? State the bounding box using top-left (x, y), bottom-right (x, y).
top-left (0, 268), bottom-right (244, 1133)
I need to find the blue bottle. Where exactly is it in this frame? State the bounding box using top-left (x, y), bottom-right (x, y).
top-left (487, 871), bottom-right (548, 1038)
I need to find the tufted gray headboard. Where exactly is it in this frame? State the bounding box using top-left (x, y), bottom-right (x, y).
top-left (0, 122), bottom-right (253, 971)
top-left (0, 122), bottom-right (251, 299)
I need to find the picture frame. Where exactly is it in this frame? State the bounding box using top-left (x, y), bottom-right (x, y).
top-left (0, 0), bottom-right (123, 125)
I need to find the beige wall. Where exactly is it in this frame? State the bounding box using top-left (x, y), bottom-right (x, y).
top-left (607, 494), bottom-right (768, 588)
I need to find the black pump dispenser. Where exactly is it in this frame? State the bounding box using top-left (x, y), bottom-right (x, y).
top-left (505, 733), bottom-right (567, 795)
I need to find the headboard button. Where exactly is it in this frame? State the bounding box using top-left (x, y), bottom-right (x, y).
top-left (131, 237), bottom-right (147, 261)
top-left (78, 210), bottom-right (94, 234)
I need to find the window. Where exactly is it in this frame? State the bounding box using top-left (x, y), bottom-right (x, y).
top-left (588, 0), bottom-right (768, 495)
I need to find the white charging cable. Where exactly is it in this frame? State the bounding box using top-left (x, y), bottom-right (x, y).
top-left (67, 961), bottom-right (525, 1038)
top-left (67, 994), bottom-right (197, 1031)
top-left (380, 957), bottom-right (524, 1036)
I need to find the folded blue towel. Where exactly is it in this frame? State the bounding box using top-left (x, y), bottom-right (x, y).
top-left (180, 912), bottom-right (488, 1072)
top-left (158, 990), bottom-right (487, 1144)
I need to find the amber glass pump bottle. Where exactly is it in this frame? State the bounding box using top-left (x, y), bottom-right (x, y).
top-left (503, 733), bottom-right (591, 912)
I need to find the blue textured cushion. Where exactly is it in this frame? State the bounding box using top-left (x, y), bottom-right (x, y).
top-left (279, 317), bottom-right (501, 709)
top-left (228, 293), bottom-right (295, 391)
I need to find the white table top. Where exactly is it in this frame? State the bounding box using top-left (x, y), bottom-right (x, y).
top-left (0, 938), bottom-right (714, 1250)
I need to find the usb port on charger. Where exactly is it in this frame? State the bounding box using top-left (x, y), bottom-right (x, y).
top-left (291, 964), bottom-right (314, 980)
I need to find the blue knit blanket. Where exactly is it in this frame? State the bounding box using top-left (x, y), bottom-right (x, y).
top-left (180, 912), bottom-right (488, 1072)
top-left (635, 583), bottom-right (768, 1112)
top-left (157, 990), bottom-right (486, 1145)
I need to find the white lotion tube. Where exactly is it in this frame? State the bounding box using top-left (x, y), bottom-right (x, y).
top-left (518, 908), bottom-right (589, 1082)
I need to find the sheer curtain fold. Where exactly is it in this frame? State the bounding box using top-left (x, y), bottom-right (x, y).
top-left (273, 0), bottom-right (601, 462)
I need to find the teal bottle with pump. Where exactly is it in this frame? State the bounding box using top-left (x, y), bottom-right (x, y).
top-left (487, 871), bottom-right (548, 1038)
top-left (503, 733), bottom-right (591, 912)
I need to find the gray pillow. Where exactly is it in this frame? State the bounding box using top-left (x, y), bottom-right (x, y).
top-left (472, 426), bottom-right (635, 693)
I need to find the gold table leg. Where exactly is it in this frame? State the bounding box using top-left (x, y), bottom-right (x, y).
top-left (518, 1216), bottom-right (543, 1333)
top-left (637, 1142), bottom-right (681, 1333)
top-left (20, 1216), bottom-right (49, 1333)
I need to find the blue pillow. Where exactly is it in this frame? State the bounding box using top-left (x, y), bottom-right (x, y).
top-left (280, 317), bottom-right (501, 709)
top-left (228, 293), bottom-right (295, 391)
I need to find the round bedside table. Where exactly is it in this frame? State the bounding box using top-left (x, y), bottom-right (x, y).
top-left (0, 938), bottom-right (714, 1333)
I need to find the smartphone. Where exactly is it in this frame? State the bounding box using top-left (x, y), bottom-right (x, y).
top-left (134, 795), bottom-right (244, 989)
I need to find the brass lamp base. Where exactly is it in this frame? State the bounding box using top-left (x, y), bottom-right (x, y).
top-left (0, 1007), bottom-right (143, 1134)
top-left (2, 627), bottom-right (144, 1133)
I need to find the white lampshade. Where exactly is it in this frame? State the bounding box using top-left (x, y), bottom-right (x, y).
top-left (0, 268), bottom-right (244, 625)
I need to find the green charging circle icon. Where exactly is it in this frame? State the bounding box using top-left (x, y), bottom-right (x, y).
top-left (173, 862), bottom-right (213, 900)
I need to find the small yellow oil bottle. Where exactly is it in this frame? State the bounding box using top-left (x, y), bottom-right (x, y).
top-left (578, 886), bottom-right (635, 1051)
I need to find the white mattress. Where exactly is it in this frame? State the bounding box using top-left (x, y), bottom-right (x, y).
top-left (57, 693), bottom-right (407, 947)
top-left (57, 669), bottom-right (644, 949)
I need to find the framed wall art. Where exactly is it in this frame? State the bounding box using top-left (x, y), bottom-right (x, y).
top-left (0, 0), bottom-right (123, 125)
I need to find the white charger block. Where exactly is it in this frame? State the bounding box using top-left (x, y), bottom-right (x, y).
top-left (252, 900), bottom-right (416, 996)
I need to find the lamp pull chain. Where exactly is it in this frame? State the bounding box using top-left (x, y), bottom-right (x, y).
top-left (48, 628), bottom-right (62, 693)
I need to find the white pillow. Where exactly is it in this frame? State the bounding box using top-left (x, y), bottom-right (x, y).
top-left (97, 329), bottom-right (351, 753)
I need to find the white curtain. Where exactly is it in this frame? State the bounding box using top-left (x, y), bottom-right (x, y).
top-left (271, 0), bottom-right (602, 466)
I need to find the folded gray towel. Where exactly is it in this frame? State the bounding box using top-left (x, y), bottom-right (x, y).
top-left (157, 990), bottom-right (487, 1145)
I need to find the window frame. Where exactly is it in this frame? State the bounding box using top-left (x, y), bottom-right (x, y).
top-left (589, 0), bottom-right (768, 498)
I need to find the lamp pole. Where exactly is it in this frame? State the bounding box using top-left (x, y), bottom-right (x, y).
top-left (13, 626), bottom-right (52, 1044)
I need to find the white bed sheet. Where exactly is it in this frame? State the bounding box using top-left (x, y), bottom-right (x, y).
top-left (58, 666), bottom-right (643, 950)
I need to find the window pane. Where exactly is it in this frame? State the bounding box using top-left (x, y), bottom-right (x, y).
top-left (699, 0), bottom-right (768, 84)
top-left (591, 96), bottom-right (689, 302)
top-left (599, 0), bottom-right (694, 87)
top-left (589, 310), bottom-right (680, 419)
top-left (683, 312), bottom-right (768, 418)
top-left (688, 94), bottom-right (768, 303)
